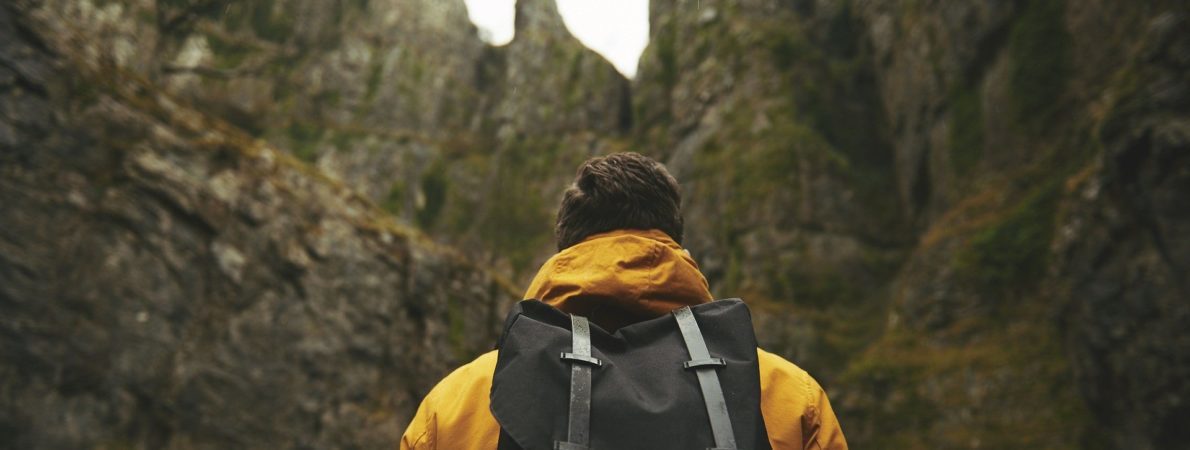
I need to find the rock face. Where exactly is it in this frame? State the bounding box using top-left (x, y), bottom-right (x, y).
top-left (633, 0), bottom-right (906, 384)
top-left (0, 3), bottom-right (511, 448)
top-left (2, 0), bottom-right (1188, 448)
top-left (1055, 11), bottom-right (1190, 446)
top-left (632, 0), bottom-right (1189, 448)
top-left (21, 0), bottom-right (628, 276)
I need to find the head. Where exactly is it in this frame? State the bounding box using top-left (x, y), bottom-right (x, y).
top-left (555, 152), bottom-right (684, 250)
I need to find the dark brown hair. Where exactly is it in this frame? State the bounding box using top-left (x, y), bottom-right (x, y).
top-left (555, 152), bottom-right (684, 250)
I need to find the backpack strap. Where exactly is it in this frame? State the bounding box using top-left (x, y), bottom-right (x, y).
top-left (673, 306), bottom-right (737, 450)
top-left (556, 314), bottom-right (600, 450)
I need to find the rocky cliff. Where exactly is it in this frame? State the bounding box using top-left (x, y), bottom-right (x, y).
top-left (1, 0), bottom-right (1187, 449)
top-left (630, 0), bottom-right (1189, 448)
top-left (0, 2), bottom-right (513, 447)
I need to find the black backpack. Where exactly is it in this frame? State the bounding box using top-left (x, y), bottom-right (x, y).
top-left (490, 299), bottom-right (771, 450)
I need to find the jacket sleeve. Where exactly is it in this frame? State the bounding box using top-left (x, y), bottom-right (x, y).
top-left (398, 350), bottom-right (501, 450)
top-left (801, 377), bottom-right (848, 450)
top-left (399, 397), bottom-right (437, 450)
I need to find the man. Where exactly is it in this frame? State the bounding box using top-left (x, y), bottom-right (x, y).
top-left (401, 152), bottom-right (847, 449)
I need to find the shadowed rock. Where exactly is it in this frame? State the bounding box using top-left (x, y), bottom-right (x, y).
top-left (0, 3), bottom-right (512, 448)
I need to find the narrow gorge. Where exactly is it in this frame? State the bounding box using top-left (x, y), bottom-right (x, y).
top-left (0, 0), bottom-right (1186, 448)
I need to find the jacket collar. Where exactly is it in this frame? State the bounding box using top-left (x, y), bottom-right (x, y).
top-left (524, 229), bottom-right (713, 330)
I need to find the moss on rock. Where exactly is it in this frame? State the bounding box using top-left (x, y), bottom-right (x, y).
top-left (841, 315), bottom-right (1091, 448)
top-left (956, 181), bottom-right (1060, 292)
top-left (286, 122), bottom-right (323, 162)
top-left (250, 2), bottom-right (295, 43)
top-left (417, 161), bottom-right (449, 228)
top-left (949, 85), bottom-right (985, 175)
top-left (1008, 0), bottom-right (1072, 131)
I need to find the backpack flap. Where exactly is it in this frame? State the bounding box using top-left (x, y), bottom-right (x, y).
top-left (490, 299), bottom-right (770, 450)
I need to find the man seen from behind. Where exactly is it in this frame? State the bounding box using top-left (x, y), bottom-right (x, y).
top-left (401, 152), bottom-right (847, 450)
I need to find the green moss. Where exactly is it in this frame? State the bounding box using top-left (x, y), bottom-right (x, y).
top-left (289, 143), bottom-right (318, 163)
top-left (823, 1), bottom-right (860, 59)
top-left (692, 98), bottom-right (851, 236)
top-left (839, 331), bottom-right (941, 446)
top-left (286, 122), bottom-right (322, 162)
top-left (286, 121), bottom-right (320, 141)
top-left (784, 270), bottom-right (864, 308)
top-left (364, 61), bottom-right (385, 101)
top-left (1008, 0), bottom-right (1072, 130)
top-left (654, 20), bottom-right (678, 90)
top-left (205, 34), bottom-right (255, 70)
top-left (220, 3), bottom-right (251, 31)
top-left (407, 57), bottom-right (426, 83)
top-left (562, 51), bottom-right (589, 111)
top-left (840, 317), bottom-right (1091, 448)
top-left (250, 2), bottom-right (295, 42)
top-left (381, 182), bottom-right (404, 215)
top-left (688, 96), bottom-right (859, 302)
top-left (313, 89), bottom-right (342, 109)
top-left (718, 247), bottom-right (747, 298)
top-left (948, 85), bottom-right (984, 174)
top-left (416, 162), bottom-right (449, 228)
top-left (433, 137), bottom-right (571, 274)
top-left (748, 13), bottom-right (900, 229)
top-left (154, 0), bottom-right (225, 27)
top-left (328, 131), bottom-right (354, 151)
top-left (477, 144), bottom-right (557, 271)
top-left (1098, 64), bottom-right (1159, 143)
top-left (767, 31), bottom-right (812, 71)
top-left (263, 50), bottom-right (305, 79)
top-left (956, 181), bottom-right (1059, 291)
top-left (697, 144), bottom-right (779, 227)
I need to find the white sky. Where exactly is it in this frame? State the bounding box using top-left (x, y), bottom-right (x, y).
top-left (462, 0), bottom-right (650, 78)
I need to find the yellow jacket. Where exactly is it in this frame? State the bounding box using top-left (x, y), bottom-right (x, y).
top-left (401, 230), bottom-right (848, 449)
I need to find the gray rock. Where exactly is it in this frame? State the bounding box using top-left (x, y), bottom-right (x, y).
top-left (0, 4), bottom-right (511, 448)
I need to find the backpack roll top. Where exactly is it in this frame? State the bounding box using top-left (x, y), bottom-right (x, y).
top-left (490, 299), bottom-right (770, 450)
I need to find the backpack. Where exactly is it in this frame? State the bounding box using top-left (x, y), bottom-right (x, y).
top-left (490, 299), bottom-right (771, 450)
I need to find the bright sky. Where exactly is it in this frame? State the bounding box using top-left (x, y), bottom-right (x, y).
top-left (462, 0), bottom-right (650, 78)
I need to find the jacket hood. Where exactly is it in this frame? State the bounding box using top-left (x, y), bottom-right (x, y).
top-left (524, 229), bottom-right (713, 330)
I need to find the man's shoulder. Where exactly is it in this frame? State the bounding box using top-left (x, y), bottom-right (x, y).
top-left (421, 350), bottom-right (497, 406)
top-left (757, 348), bottom-right (812, 379)
top-left (437, 350), bottom-right (498, 386)
top-left (404, 351), bottom-right (501, 449)
top-left (756, 347), bottom-right (822, 401)
top-left (756, 348), bottom-right (849, 449)
top-left (448, 350), bottom-right (499, 381)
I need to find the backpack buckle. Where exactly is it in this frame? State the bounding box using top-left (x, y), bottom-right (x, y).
top-left (560, 352), bottom-right (603, 367)
top-left (683, 357), bottom-right (727, 370)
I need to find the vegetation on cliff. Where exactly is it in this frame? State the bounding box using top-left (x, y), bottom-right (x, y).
top-left (1, 0), bottom-right (1187, 448)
